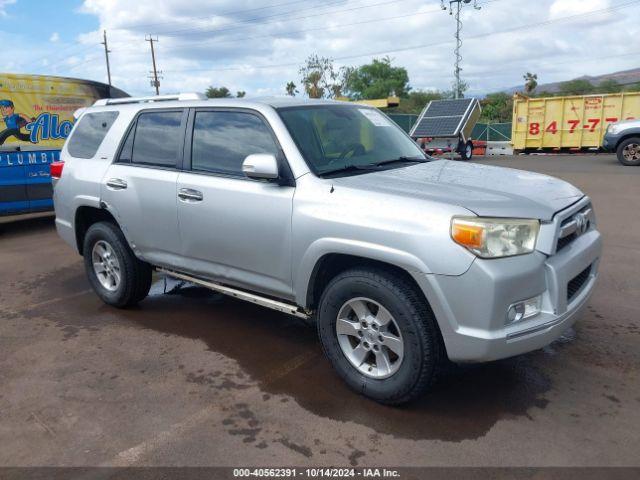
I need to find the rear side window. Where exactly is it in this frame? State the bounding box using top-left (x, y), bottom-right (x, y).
top-left (191, 111), bottom-right (279, 176)
top-left (130, 111), bottom-right (183, 167)
top-left (67, 111), bottom-right (119, 159)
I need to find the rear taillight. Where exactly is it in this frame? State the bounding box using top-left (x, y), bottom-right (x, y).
top-left (50, 161), bottom-right (64, 179)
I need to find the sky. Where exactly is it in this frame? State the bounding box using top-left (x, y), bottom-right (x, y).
top-left (0, 0), bottom-right (638, 97)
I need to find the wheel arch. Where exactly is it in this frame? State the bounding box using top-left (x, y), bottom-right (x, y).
top-left (74, 205), bottom-right (119, 255)
top-left (296, 239), bottom-right (431, 310)
top-left (614, 130), bottom-right (640, 150)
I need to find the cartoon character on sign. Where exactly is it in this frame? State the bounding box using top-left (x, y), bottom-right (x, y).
top-left (0, 99), bottom-right (35, 145)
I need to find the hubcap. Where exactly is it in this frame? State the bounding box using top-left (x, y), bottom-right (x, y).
top-left (91, 240), bottom-right (121, 292)
top-left (623, 143), bottom-right (640, 162)
top-left (335, 297), bottom-right (404, 379)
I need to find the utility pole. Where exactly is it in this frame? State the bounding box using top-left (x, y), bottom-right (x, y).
top-left (441, 0), bottom-right (481, 99)
top-left (145, 35), bottom-right (161, 95)
top-left (101, 30), bottom-right (112, 88)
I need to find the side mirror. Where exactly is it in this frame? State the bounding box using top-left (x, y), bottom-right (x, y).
top-left (242, 153), bottom-right (279, 180)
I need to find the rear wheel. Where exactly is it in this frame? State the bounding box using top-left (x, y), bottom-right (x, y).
top-left (83, 221), bottom-right (152, 308)
top-left (316, 268), bottom-right (441, 405)
top-left (616, 137), bottom-right (640, 166)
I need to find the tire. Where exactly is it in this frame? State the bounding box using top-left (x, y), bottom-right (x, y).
top-left (458, 140), bottom-right (473, 161)
top-left (83, 221), bottom-right (152, 308)
top-left (316, 267), bottom-right (441, 405)
top-left (616, 137), bottom-right (640, 166)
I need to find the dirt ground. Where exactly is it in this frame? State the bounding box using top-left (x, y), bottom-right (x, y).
top-left (0, 153), bottom-right (639, 468)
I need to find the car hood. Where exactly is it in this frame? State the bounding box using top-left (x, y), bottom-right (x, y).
top-left (331, 160), bottom-right (583, 221)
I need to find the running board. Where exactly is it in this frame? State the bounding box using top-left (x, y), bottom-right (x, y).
top-left (157, 268), bottom-right (310, 319)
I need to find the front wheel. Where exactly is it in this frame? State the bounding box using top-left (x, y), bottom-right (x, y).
top-left (458, 140), bottom-right (473, 161)
top-left (616, 137), bottom-right (640, 166)
top-left (83, 221), bottom-right (152, 308)
top-left (316, 268), bottom-right (441, 405)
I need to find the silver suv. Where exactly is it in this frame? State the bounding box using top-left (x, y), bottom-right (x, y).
top-left (52, 94), bottom-right (602, 404)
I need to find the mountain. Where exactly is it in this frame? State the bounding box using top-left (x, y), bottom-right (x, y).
top-left (502, 67), bottom-right (640, 94)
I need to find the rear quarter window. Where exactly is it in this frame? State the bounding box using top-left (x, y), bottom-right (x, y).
top-left (67, 111), bottom-right (119, 159)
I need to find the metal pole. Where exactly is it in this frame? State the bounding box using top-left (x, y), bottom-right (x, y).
top-left (101, 30), bottom-right (112, 87)
top-left (146, 35), bottom-right (160, 95)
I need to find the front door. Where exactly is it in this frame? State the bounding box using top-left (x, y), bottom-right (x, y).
top-left (101, 109), bottom-right (186, 267)
top-left (177, 109), bottom-right (295, 300)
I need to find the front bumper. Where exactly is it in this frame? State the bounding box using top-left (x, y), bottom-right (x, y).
top-left (416, 210), bottom-right (602, 362)
top-left (602, 131), bottom-right (621, 152)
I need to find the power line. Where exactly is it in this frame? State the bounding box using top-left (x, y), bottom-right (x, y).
top-left (160, 0), bottom-right (637, 73)
top-left (153, 0), bottom-right (409, 37)
top-left (114, 0), bottom-right (324, 32)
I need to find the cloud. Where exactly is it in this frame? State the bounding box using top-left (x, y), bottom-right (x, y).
top-left (0, 0), bottom-right (16, 17)
top-left (50, 32), bottom-right (60, 42)
top-left (4, 0), bottom-right (639, 97)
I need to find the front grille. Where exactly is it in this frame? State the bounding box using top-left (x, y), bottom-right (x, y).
top-left (556, 232), bottom-right (577, 251)
top-left (567, 265), bottom-right (592, 302)
top-left (556, 205), bottom-right (592, 252)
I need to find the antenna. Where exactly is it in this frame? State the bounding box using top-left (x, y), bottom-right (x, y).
top-left (440, 0), bottom-right (482, 98)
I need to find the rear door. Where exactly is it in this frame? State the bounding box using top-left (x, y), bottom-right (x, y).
top-left (0, 151), bottom-right (28, 215)
top-left (100, 109), bottom-right (186, 267)
top-left (176, 108), bottom-right (295, 299)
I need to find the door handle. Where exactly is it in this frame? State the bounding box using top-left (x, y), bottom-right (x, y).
top-left (106, 178), bottom-right (128, 190)
top-left (178, 188), bottom-right (203, 202)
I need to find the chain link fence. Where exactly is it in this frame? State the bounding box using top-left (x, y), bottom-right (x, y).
top-left (387, 113), bottom-right (512, 142)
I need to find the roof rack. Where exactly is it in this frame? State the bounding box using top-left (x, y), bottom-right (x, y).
top-left (93, 92), bottom-right (206, 106)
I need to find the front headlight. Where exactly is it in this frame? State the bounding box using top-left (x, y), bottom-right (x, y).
top-left (607, 123), bottom-right (623, 135)
top-left (451, 217), bottom-right (540, 258)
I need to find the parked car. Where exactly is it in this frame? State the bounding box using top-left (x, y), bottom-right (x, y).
top-left (0, 147), bottom-right (58, 216)
top-left (52, 94), bottom-right (602, 404)
top-left (603, 119), bottom-right (640, 166)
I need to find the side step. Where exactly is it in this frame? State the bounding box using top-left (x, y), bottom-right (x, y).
top-left (157, 268), bottom-right (310, 320)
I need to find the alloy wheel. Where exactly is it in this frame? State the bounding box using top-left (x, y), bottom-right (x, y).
top-left (335, 297), bottom-right (404, 379)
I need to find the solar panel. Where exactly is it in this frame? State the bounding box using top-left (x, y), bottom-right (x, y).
top-left (422, 98), bottom-right (473, 118)
top-left (411, 117), bottom-right (462, 137)
top-left (409, 98), bottom-right (481, 139)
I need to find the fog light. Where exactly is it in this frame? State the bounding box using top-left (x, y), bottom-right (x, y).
top-left (506, 295), bottom-right (542, 324)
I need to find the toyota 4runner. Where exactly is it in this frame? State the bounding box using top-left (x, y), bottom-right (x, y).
top-left (52, 94), bottom-right (602, 404)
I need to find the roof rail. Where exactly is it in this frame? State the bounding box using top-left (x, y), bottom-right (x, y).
top-left (93, 92), bottom-right (206, 106)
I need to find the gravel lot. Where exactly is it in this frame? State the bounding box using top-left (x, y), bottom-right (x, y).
top-left (1, 153), bottom-right (639, 468)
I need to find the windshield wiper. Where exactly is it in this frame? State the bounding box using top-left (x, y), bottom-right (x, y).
top-left (319, 163), bottom-right (380, 178)
top-left (372, 156), bottom-right (429, 167)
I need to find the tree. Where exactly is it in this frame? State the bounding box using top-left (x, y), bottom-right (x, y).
top-left (205, 86), bottom-right (232, 98)
top-left (298, 54), bottom-right (346, 99)
top-left (205, 86), bottom-right (245, 98)
top-left (343, 56), bottom-right (410, 100)
top-left (558, 79), bottom-right (594, 96)
top-left (285, 81), bottom-right (298, 96)
top-left (595, 79), bottom-right (622, 94)
top-left (523, 72), bottom-right (538, 94)
top-left (389, 89), bottom-right (444, 114)
top-left (480, 92), bottom-right (513, 123)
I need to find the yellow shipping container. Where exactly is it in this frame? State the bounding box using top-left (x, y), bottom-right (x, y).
top-left (511, 91), bottom-right (640, 151)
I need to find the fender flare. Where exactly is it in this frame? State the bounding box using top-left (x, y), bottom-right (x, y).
top-left (294, 237), bottom-right (432, 307)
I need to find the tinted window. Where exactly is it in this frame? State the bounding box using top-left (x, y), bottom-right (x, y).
top-left (131, 111), bottom-right (183, 167)
top-left (117, 124), bottom-right (135, 163)
top-left (191, 111), bottom-right (278, 176)
top-left (67, 111), bottom-right (119, 159)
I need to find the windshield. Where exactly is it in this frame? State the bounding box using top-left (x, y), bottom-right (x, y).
top-left (277, 104), bottom-right (426, 176)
